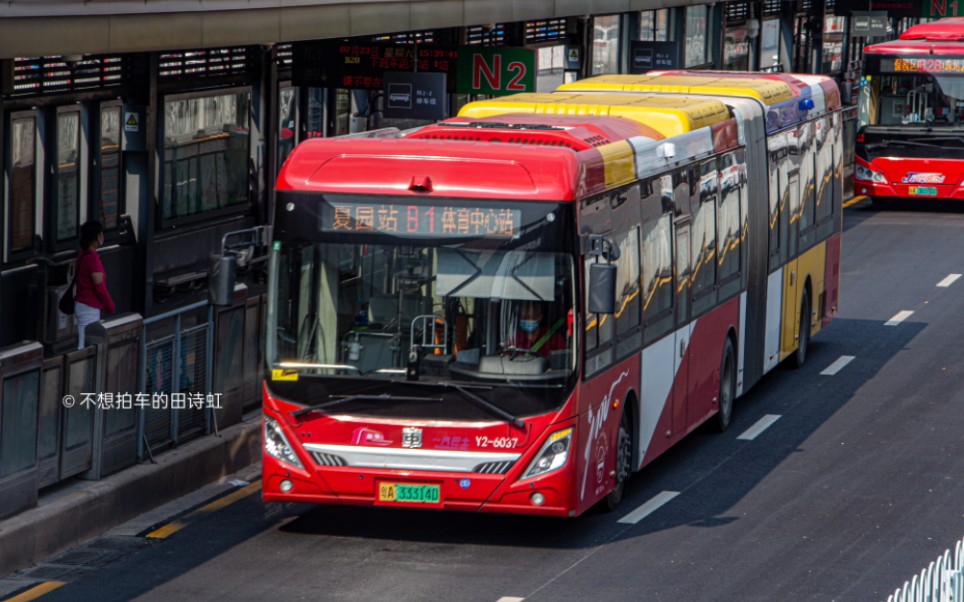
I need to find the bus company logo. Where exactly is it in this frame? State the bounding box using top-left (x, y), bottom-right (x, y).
top-left (580, 369), bottom-right (630, 501)
top-left (401, 427), bottom-right (423, 449)
top-left (593, 432), bottom-right (610, 494)
top-left (352, 427), bottom-right (392, 446)
top-left (901, 173), bottom-right (945, 184)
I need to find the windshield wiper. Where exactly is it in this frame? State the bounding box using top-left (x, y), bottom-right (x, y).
top-left (401, 380), bottom-right (526, 429)
top-left (921, 135), bottom-right (964, 145)
top-left (450, 383), bottom-right (526, 429)
top-left (292, 393), bottom-right (443, 419)
top-left (292, 380), bottom-right (526, 428)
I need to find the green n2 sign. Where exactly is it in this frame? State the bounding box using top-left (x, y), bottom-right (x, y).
top-left (457, 47), bottom-right (534, 95)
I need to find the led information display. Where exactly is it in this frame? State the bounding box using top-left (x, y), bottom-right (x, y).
top-left (881, 57), bottom-right (964, 73)
top-left (293, 41), bottom-right (459, 91)
top-left (322, 202), bottom-right (522, 238)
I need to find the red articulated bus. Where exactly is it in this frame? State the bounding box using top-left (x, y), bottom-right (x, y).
top-left (262, 72), bottom-right (843, 517)
top-left (856, 18), bottom-right (964, 203)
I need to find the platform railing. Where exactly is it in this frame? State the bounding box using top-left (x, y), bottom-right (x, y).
top-left (887, 536), bottom-right (964, 602)
top-left (138, 300), bottom-right (215, 461)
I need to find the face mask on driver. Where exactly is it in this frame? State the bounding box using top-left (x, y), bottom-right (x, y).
top-left (519, 319), bottom-right (540, 334)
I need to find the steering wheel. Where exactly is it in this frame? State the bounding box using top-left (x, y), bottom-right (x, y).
top-left (502, 345), bottom-right (538, 361)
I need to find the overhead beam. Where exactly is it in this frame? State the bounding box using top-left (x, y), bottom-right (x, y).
top-left (0, 0), bottom-right (666, 59)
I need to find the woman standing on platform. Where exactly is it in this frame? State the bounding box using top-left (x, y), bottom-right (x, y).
top-left (74, 220), bottom-right (115, 349)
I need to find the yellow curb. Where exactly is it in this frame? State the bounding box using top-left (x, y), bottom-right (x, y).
top-left (146, 481), bottom-right (262, 539)
top-left (3, 581), bottom-right (66, 602)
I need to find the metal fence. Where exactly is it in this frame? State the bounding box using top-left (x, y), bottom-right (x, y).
top-left (887, 536), bottom-right (964, 602)
top-left (138, 301), bottom-right (215, 460)
top-left (0, 289), bottom-right (264, 518)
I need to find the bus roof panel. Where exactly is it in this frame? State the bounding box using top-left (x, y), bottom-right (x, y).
top-left (458, 92), bottom-right (731, 137)
top-left (865, 39), bottom-right (964, 54)
top-left (557, 74), bottom-right (795, 105)
top-left (650, 70), bottom-right (811, 93)
top-left (277, 137), bottom-right (588, 200)
top-left (644, 69), bottom-right (841, 121)
top-left (898, 18), bottom-right (964, 41)
top-left (408, 114), bottom-right (665, 149)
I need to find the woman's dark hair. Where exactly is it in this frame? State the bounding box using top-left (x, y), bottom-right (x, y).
top-left (79, 220), bottom-right (105, 249)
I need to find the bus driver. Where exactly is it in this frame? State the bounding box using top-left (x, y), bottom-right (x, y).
top-left (506, 302), bottom-right (567, 359)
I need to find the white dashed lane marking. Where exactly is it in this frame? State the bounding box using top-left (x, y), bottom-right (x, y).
top-left (820, 355), bottom-right (855, 376)
top-left (885, 311), bottom-right (914, 326)
top-left (937, 274), bottom-right (961, 288)
top-left (737, 414), bottom-right (782, 441)
top-left (618, 491), bottom-right (680, 525)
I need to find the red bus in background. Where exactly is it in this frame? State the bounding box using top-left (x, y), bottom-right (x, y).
top-left (262, 72), bottom-right (843, 517)
top-left (856, 18), bottom-right (964, 203)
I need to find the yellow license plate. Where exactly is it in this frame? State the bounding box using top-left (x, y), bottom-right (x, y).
top-left (377, 482), bottom-right (441, 505)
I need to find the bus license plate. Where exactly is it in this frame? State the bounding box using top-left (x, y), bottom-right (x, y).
top-left (909, 186), bottom-right (938, 196)
top-left (377, 482), bottom-right (441, 505)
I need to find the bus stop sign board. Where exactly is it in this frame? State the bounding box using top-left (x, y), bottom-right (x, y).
top-left (457, 48), bottom-right (534, 96)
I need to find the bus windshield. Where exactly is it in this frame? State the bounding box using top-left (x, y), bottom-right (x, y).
top-left (266, 193), bottom-right (578, 417)
top-left (860, 69), bottom-right (964, 128)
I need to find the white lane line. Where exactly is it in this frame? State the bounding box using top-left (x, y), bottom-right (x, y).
top-left (820, 355), bottom-right (855, 376)
top-left (618, 491), bottom-right (679, 525)
top-left (938, 274), bottom-right (961, 288)
top-left (737, 414), bottom-right (782, 441)
top-left (885, 310), bottom-right (914, 326)
top-left (496, 598), bottom-right (525, 602)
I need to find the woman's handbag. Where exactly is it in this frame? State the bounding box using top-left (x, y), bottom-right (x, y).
top-left (58, 267), bottom-right (77, 315)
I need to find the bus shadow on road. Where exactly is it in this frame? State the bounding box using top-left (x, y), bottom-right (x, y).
top-left (606, 315), bottom-right (927, 540)
top-left (279, 316), bottom-right (926, 552)
top-left (857, 198), bottom-right (964, 214)
top-left (844, 197), bottom-right (964, 234)
top-left (278, 498), bottom-right (603, 549)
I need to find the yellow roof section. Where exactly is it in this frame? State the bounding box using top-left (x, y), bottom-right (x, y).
top-left (558, 75), bottom-right (795, 106)
top-left (457, 92), bottom-right (731, 137)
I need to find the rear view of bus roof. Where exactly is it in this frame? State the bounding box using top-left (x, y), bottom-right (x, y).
top-left (457, 92), bottom-right (732, 138)
top-left (406, 113), bottom-right (664, 150)
top-left (647, 70), bottom-right (841, 112)
top-left (557, 73), bottom-right (794, 106)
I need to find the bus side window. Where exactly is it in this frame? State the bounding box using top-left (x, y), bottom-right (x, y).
top-left (815, 116), bottom-right (834, 226)
top-left (692, 159), bottom-right (718, 317)
top-left (798, 123), bottom-right (818, 253)
top-left (642, 210), bottom-right (674, 346)
top-left (717, 150), bottom-right (743, 302)
top-left (769, 132), bottom-right (788, 271)
top-left (614, 225), bottom-right (641, 359)
top-left (581, 191), bottom-right (618, 376)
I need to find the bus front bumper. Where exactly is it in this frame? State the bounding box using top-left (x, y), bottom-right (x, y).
top-left (854, 179), bottom-right (964, 200)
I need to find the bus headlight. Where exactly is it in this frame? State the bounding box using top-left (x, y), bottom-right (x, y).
top-left (855, 164), bottom-right (887, 184)
top-left (264, 415), bottom-right (304, 470)
top-left (523, 427), bottom-right (573, 479)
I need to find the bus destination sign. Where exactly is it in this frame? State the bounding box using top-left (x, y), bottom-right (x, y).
top-left (322, 202), bottom-right (522, 238)
top-left (882, 57), bottom-right (964, 73)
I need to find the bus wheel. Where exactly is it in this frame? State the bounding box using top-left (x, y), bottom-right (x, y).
top-left (604, 408), bottom-right (632, 512)
top-left (715, 338), bottom-right (736, 432)
top-left (794, 290), bottom-right (811, 369)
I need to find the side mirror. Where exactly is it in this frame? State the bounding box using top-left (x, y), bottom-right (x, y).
top-left (588, 263), bottom-right (616, 314)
